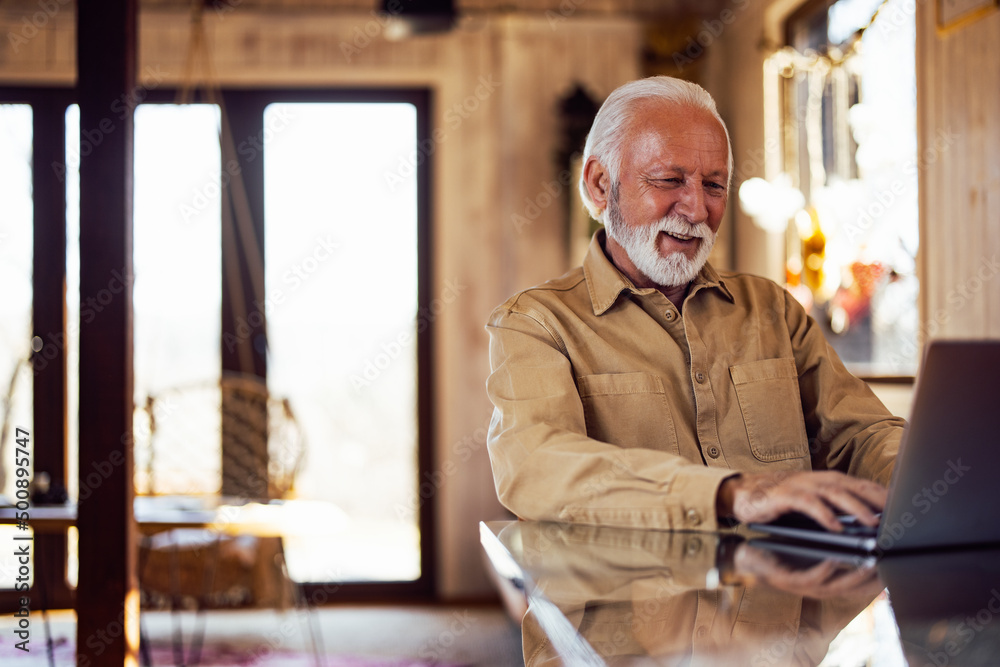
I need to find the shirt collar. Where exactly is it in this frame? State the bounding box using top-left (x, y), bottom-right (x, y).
top-left (583, 229), bottom-right (734, 316)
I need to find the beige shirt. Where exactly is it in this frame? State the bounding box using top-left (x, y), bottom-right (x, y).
top-left (486, 230), bottom-right (903, 532)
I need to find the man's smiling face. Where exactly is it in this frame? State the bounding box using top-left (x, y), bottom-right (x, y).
top-left (602, 101), bottom-right (730, 288)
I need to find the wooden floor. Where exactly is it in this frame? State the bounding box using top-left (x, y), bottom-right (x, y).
top-left (0, 604), bottom-right (525, 666)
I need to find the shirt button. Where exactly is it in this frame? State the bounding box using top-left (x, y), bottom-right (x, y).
top-left (696, 626), bottom-right (708, 638)
top-left (695, 371), bottom-right (706, 383)
top-left (665, 311), bottom-right (676, 322)
top-left (685, 509), bottom-right (702, 526)
top-left (707, 445), bottom-right (720, 459)
top-left (685, 537), bottom-right (703, 555)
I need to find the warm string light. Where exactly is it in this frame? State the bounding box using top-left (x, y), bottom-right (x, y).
top-left (762, 0), bottom-right (892, 76)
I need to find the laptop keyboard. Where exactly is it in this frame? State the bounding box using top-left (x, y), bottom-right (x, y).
top-left (835, 513), bottom-right (880, 537)
top-left (769, 511), bottom-right (880, 536)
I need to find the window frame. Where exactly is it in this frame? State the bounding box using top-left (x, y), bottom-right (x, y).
top-left (0, 86), bottom-right (75, 612)
top-left (0, 85), bottom-right (437, 609)
top-left (772, 0), bottom-right (919, 382)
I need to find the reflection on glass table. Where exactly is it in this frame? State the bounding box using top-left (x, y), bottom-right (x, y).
top-left (481, 520), bottom-right (1000, 667)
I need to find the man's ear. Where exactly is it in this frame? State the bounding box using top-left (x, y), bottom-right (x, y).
top-left (583, 157), bottom-right (611, 213)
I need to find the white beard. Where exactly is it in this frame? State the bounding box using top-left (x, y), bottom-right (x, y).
top-left (604, 188), bottom-right (717, 287)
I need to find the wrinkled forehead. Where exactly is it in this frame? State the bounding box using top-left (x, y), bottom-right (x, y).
top-left (619, 101), bottom-right (730, 174)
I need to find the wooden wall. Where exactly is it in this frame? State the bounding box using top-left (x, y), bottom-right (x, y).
top-left (0, 3), bottom-right (641, 598)
top-left (702, 0), bottom-right (783, 282)
top-left (916, 3), bottom-right (1000, 340)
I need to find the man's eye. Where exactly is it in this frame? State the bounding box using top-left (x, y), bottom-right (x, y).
top-left (706, 182), bottom-right (725, 191)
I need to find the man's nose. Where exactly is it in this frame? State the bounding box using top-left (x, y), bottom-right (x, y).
top-left (673, 182), bottom-right (708, 224)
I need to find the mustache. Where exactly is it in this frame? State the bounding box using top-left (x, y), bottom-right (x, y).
top-left (650, 215), bottom-right (714, 240)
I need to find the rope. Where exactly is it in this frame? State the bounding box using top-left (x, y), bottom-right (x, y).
top-left (178, 0), bottom-right (265, 376)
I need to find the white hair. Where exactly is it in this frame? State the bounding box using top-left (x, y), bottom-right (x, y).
top-left (578, 76), bottom-right (733, 220)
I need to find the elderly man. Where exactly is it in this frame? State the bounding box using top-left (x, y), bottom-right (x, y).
top-left (485, 76), bottom-right (903, 534)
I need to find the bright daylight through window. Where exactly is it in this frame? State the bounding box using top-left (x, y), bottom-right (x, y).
top-left (741, 0), bottom-right (919, 375)
top-left (0, 105), bottom-right (34, 589)
top-left (264, 103), bottom-right (421, 583)
top-left (58, 101), bottom-right (422, 585)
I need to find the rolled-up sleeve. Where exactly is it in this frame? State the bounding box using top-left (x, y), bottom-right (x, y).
top-left (486, 304), bottom-right (735, 532)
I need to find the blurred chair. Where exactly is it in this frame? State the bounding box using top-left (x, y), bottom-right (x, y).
top-left (134, 373), bottom-right (320, 666)
top-left (136, 372), bottom-right (305, 501)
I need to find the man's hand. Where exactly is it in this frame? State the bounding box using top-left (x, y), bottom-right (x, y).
top-left (716, 470), bottom-right (886, 532)
top-left (732, 542), bottom-right (883, 600)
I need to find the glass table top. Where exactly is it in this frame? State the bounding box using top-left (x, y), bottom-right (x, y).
top-left (481, 520), bottom-right (1000, 666)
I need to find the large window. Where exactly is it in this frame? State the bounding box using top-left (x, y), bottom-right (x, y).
top-left (264, 103), bottom-right (421, 582)
top-left (132, 104), bottom-right (223, 497)
top-left (743, 0), bottom-right (919, 375)
top-left (0, 87), bottom-right (434, 605)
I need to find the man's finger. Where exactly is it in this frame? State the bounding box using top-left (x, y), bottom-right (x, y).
top-left (820, 489), bottom-right (882, 527)
top-left (837, 476), bottom-right (889, 508)
top-left (785, 494), bottom-right (843, 532)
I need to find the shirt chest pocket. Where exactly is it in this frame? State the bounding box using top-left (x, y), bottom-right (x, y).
top-left (577, 372), bottom-right (679, 454)
top-left (729, 358), bottom-right (809, 462)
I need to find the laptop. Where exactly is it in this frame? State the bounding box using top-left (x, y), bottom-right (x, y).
top-left (748, 339), bottom-right (1000, 555)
